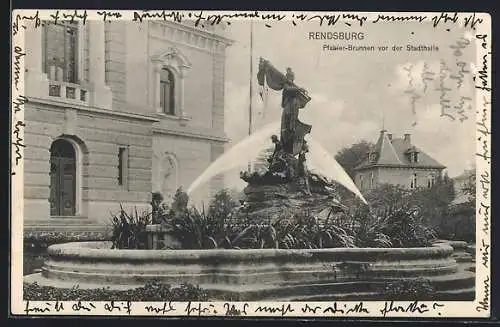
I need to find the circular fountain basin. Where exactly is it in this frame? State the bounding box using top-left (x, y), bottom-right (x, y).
top-left (24, 241), bottom-right (475, 301)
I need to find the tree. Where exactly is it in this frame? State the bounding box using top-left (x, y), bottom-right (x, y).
top-left (411, 174), bottom-right (455, 238)
top-left (461, 169), bottom-right (476, 204)
top-left (335, 140), bottom-right (374, 179)
top-left (207, 188), bottom-right (240, 220)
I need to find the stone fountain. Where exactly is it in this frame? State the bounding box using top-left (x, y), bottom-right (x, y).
top-left (23, 58), bottom-right (476, 302)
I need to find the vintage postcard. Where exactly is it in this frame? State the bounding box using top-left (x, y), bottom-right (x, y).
top-left (11, 10), bottom-right (491, 318)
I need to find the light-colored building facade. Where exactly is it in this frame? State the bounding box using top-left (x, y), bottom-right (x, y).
top-left (353, 130), bottom-right (446, 192)
top-left (22, 20), bottom-right (232, 238)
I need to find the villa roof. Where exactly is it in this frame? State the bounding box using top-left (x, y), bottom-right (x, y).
top-left (354, 130), bottom-right (446, 171)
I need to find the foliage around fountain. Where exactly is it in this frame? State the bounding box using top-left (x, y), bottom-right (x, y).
top-left (24, 282), bottom-right (209, 301)
top-left (109, 182), bottom-right (443, 250)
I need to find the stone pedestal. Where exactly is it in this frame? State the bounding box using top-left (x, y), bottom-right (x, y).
top-left (235, 175), bottom-right (347, 225)
top-left (236, 140), bottom-right (347, 225)
top-left (145, 224), bottom-right (181, 250)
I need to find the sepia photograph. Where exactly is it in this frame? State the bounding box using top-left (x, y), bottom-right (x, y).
top-left (11, 10), bottom-right (491, 318)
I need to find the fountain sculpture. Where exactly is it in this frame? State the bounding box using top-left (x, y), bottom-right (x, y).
top-left (23, 58), bottom-right (475, 302)
top-left (238, 58), bottom-right (347, 223)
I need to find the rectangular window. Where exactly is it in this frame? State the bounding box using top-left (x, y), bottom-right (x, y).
top-left (410, 174), bottom-right (417, 189)
top-left (118, 146), bottom-right (129, 188)
top-left (43, 21), bottom-right (78, 83)
top-left (428, 175), bottom-right (435, 188)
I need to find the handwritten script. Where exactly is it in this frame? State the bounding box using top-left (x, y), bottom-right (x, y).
top-left (20, 300), bottom-right (450, 316)
top-left (12, 10), bottom-right (485, 30)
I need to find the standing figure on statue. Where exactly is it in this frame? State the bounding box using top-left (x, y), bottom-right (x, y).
top-left (298, 142), bottom-right (312, 195)
top-left (256, 58), bottom-right (312, 157)
top-left (281, 68), bottom-right (304, 154)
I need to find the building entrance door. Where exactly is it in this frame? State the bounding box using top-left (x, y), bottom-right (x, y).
top-left (49, 139), bottom-right (76, 216)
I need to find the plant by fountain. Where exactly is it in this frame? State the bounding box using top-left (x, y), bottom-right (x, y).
top-left (341, 184), bottom-right (438, 248)
top-left (109, 205), bottom-right (152, 249)
top-left (382, 278), bottom-right (437, 300)
top-left (24, 281), bottom-right (209, 301)
top-left (163, 188), bottom-right (390, 249)
top-left (109, 181), bottom-right (440, 250)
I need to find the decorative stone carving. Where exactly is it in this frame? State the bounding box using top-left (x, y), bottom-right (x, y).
top-left (149, 21), bottom-right (232, 54)
top-left (151, 46), bottom-right (191, 117)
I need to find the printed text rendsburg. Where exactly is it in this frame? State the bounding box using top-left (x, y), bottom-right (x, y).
top-left (308, 32), bottom-right (365, 40)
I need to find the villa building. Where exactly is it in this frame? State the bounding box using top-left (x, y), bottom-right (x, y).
top-left (353, 130), bottom-right (446, 192)
top-left (22, 20), bottom-right (232, 238)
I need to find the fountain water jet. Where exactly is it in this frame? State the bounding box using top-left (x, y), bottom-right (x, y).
top-left (187, 121), bottom-right (280, 195)
top-left (187, 121), bottom-right (367, 204)
top-left (188, 58), bottom-right (369, 223)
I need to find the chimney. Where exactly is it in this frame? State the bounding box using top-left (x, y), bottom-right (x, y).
top-left (387, 133), bottom-right (393, 141)
top-left (404, 133), bottom-right (411, 143)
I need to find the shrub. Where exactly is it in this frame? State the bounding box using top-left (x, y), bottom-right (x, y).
top-left (382, 278), bottom-right (437, 300)
top-left (110, 185), bottom-right (440, 250)
top-left (351, 216), bottom-right (393, 248)
top-left (168, 203), bottom-right (391, 250)
top-left (438, 204), bottom-right (475, 242)
top-left (24, 281), bottom-right (208, 301)
top-left (167, 189), bottom-right (248, 249)
top-left (169, 209), bottom-right (359, 250)
top-left (168, 206), bottom-right (251, 250)
top-left (349, 184), bottom-right (438, 248)
top-left (272, 212), bottom-right (357, 249)
top-left (335, 205), bottom-right (392, 248)
top-left (380, 205), bottom-right (437, 247)
top-left (110, 205), bottom-right (152, 249)
top-left (169, 207), bottom-right (223, 249)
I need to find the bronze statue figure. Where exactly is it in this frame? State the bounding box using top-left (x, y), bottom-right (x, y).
top-left (236, 58), bottom-right (348, 224)
top-left (297, 141), bottom-right (312, 195)
top-left (257, 58), bottom-right (312, 158)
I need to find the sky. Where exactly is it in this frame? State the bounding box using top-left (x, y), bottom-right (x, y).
top-left (219, 17), bottom-right (478, 189)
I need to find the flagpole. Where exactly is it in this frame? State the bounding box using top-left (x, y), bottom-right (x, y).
top-left (247, 20), bottom-right (254, 173)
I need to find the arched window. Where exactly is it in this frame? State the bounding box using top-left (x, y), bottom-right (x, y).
top-left (152, 47), bottom-right (191, 117)
top-left (160, 68), bottom-right (176, 115)
top-left (410, 173), bottom-right (418, 189)
top-left (370, 172), bottom-right (375, 189)
top-left (359, 174), bottom-right (364, 190)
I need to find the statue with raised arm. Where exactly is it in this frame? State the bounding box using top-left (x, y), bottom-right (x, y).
top-left (257, 58), bottom-right (312, 157)
top-left (236, 58), bottom-right (347, 224)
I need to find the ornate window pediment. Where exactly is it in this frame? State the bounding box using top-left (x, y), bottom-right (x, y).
top-left (151, 47), bottom-right (192, 73)
top-left (151, 47), bottom-right (192, 118)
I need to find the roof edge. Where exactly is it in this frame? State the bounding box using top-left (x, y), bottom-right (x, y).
top-left (354, 163), bottom-right (447, 171)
